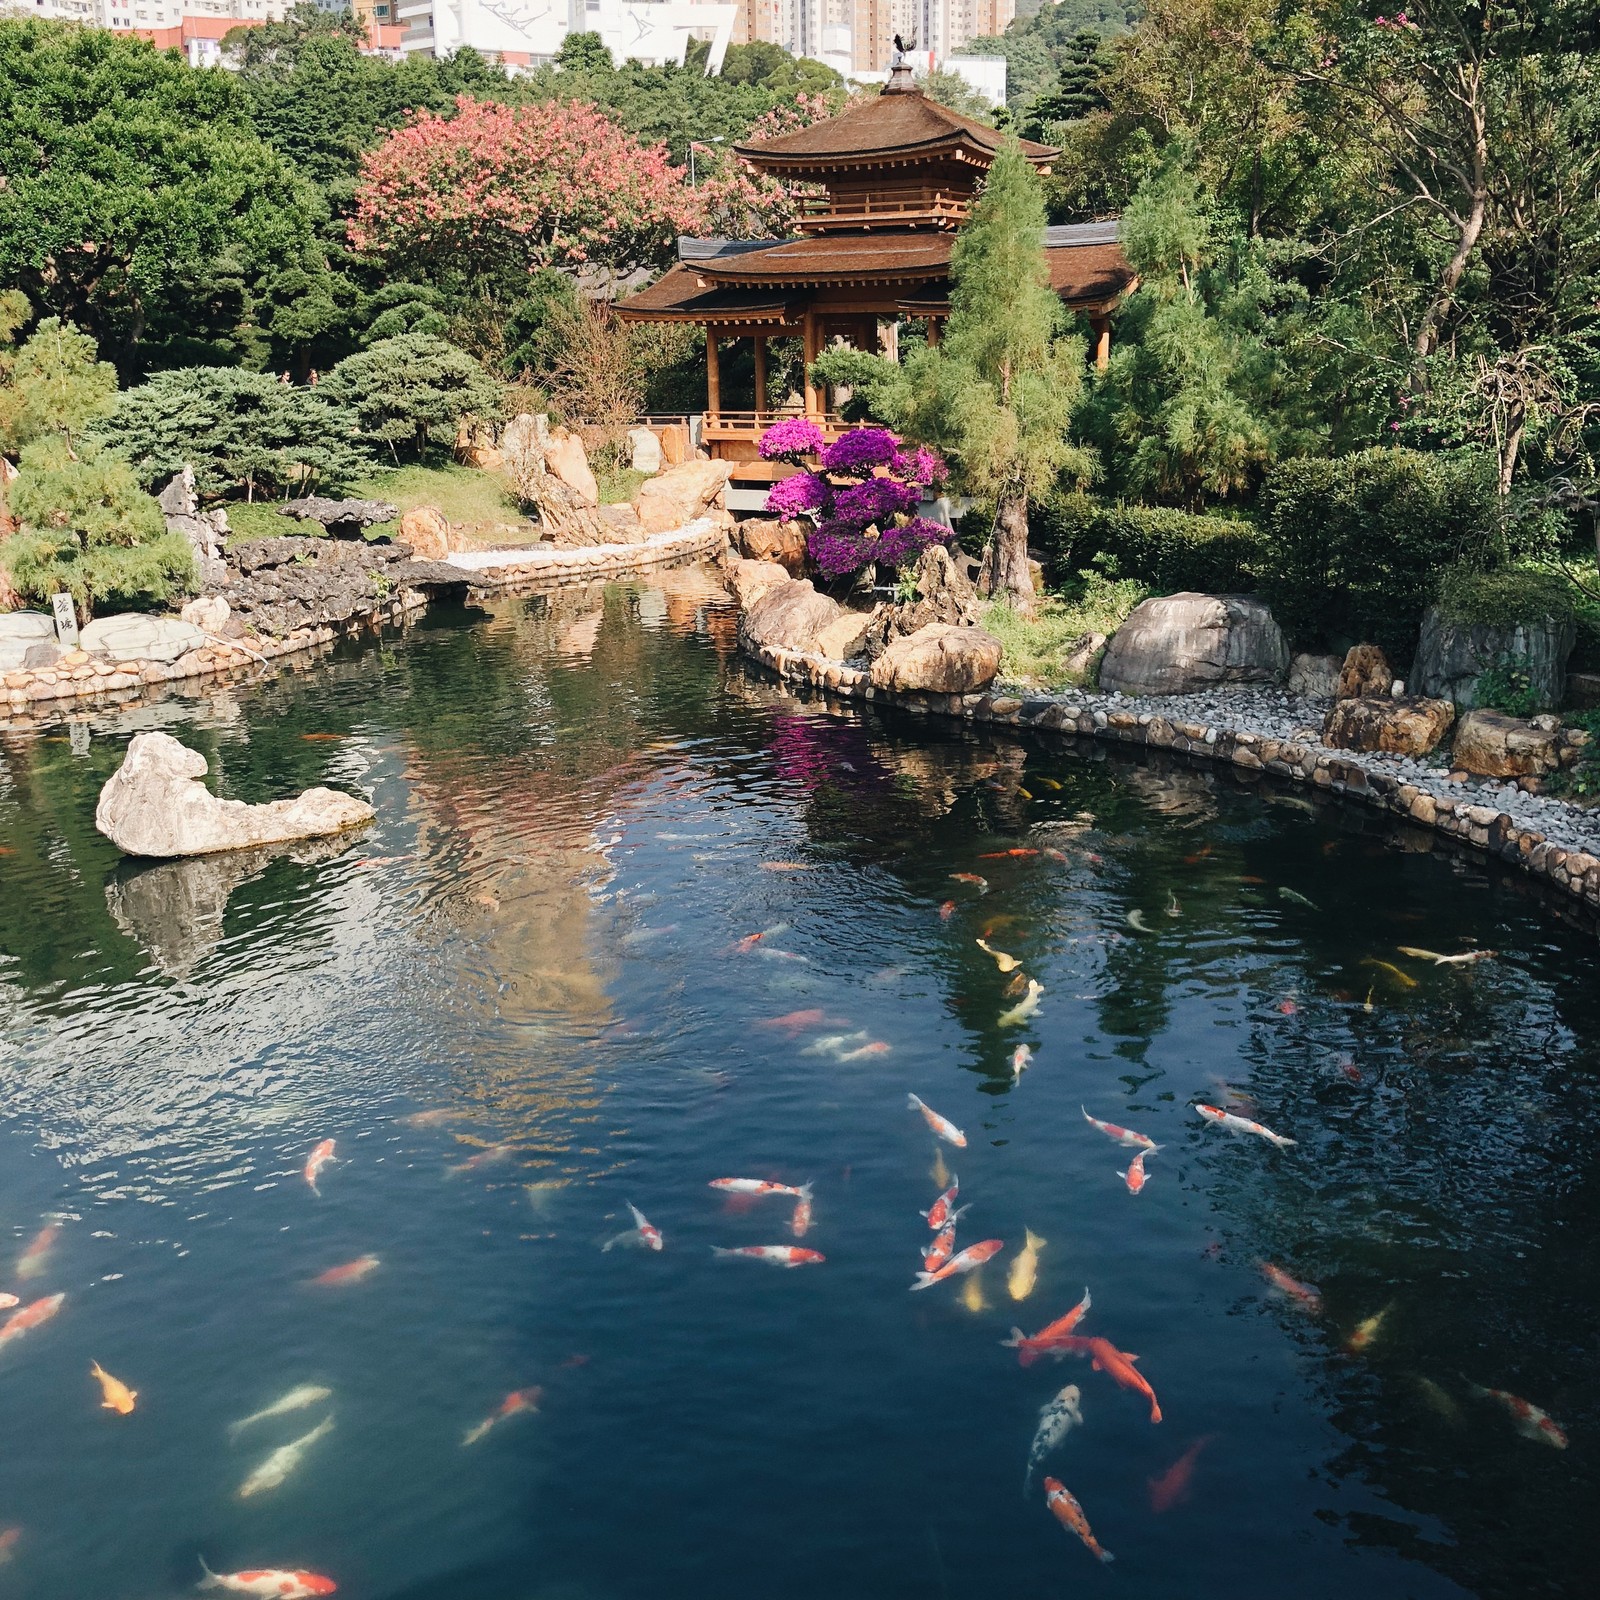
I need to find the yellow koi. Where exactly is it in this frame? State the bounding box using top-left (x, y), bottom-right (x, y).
top-left (1008, 1229), bottom-right (1045, 1302)
top-left (976, 938), bottom-right (1022, 973)
top-left (1364, 958), bottom-right (1419, 989)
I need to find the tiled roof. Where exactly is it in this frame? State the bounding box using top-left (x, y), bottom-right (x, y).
top-left (692, 233), bottom-right (955, 286)
top-left (1045, 241), bottom-right (1137, 306)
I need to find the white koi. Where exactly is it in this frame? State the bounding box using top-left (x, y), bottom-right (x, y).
top-left (237, 1416), bottom-right (334, 1499)
top-left (1025, 1383), bottom-right (1083, 1490)
top-left (228, 1385), bottom-right (333, 1441)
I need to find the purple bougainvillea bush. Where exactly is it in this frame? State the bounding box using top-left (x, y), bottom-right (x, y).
top-left (758, 422), bottom-right (949, 580)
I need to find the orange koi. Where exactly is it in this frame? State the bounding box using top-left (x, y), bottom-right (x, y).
top-left (0, 1292), bottom-right (64, 1350)
top-left (1148, 1434), bottom-right (1214, 1512)
top-left (90, 1360), bottom-right (137, 1415)
top-left (790, 1188), bottom-right (814, 1237)
top-left (1043, 847), bottom-right (1070, 863)
top-left (756, 1009), bottom-right (828, 1033)
top-left (938, 899), bottom-right (956, 920)
top-left (198, 1558), bottom-right (337, 1596)
top-left (16, 1224), bottom-right (59, 1281)
top-left (710, 1245), bottom-right (825, 1267)
top-left (1118, 1150), bottom-right (1150, 1194)
top-left (1051, 1334), bottom-right (1163, 1422)
top-left (1183, 845), bottom-right (1214, 865)
top-left (978, 848), bottom-right (1039, 859)
top-left (1043, 1477), bottom-right (1114, 1563)
top-left (310, 1255), bottom-right (380, 1288)
top-left (1002, 1289), bottom-right (1093, 1367)
top-left (1260, 1262), bottom-right (1322, 1313)
top-left (298, 733), bottom-right (344, 741)
top-left (461, 1386), bottom-right (542, 1446)
top-left (923, 1222), bottom-right (957, 1272)
top-left (907, 1093), bottom-right (966, 1147)
top-left (910, 1238), bottom-right (1003, 1290)
top-left (303, 1140), bottom-right (335, 1194)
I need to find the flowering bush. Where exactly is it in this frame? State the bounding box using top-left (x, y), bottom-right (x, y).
top-left (759, 420), bottom-right (949, 580)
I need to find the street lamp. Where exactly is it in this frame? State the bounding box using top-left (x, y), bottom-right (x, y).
top-left (688, 136), bottom-right (725, 187)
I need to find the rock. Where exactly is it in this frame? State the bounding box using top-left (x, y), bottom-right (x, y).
top-left (180, 596), bottom-right (231, 636)
top-left (739, 579), bottom-right (842, 655)
top-left (158, 466), bottom-right (229, 588)
top-left (0, 609), bottom-right (59, 670)
top-left (95, 731), bottom-right (374, 858)
top-left (1565, 670), bottom-right (1600, 709)
top-left (399, 506), bottom-right (451, 561)
top-left (736, 518), bottom-right (809, 574)
top-left (1063, 631), bottom-right (1107, 682)
top-left (1413, 603), bottom-right (1575, 710)
top-left (1098, 592), bottom-right (1288, 696)
top-left (1322, 695), bottom-right (1456, 756)
top-left (869, 622), bottom-right (1003, 694)
top-left (80, 614), bottom-right (207, 665)
top-left (628, 426), bottom-right (663, 474)
top-left (1450, 707), bottom-right (1562, 779)
top-left (730, 559), bottom-right (791, 611)
top-left (633, 460), bottom-right (732, 536)
top-left (813, 609), bottom-right (874, 663)
top-left (895, 544), bottom-right (979, 632)
top-left (1289, 652), bottom-right (1341, 698)
top-left (501, 413), bottom-right (543, 461)
top-left (1338, 645), bottom-right (1394, 700)
top-left (595, 504), bottom-right (646, 543)
top-left (279, 497), bottom-right (398, 538)
top-left (544, 428), bottom-right (599, 507)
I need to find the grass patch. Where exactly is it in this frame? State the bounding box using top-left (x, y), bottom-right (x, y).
top-left (597, 465), bottom-right (648, 506)
top-left (982, 570), bottom-right (1148, 689)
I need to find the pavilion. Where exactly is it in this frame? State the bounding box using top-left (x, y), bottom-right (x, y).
top-left (614, 63), bottom-right (1138, 486)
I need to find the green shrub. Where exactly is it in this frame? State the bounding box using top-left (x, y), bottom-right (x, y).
top-left (320, 335), bottom-right (501, 463)
top-left (1473, 656), bottom-right (1545, 718)
top-left (1434, 566), bottom-right (1575, 631)
top-left (1256, 448), bottom-right (1496, 655)
top-left (1033, 493), bottom-right (1266, 592)
top-left (982, 569), bottom-right (1148, 688)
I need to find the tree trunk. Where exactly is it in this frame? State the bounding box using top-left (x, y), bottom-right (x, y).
top-left (978, 492), bottom-right (1036, 619)
top-left (1414, 75), bottom-right (1488, 361)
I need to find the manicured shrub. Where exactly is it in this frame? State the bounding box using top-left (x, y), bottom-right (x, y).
top-left (1434, 566), bottom-right (1575, 631)
top-left (1034, 493), bottom-right (1266, 593)
top-left (320, 334), bottom-right (500, 462)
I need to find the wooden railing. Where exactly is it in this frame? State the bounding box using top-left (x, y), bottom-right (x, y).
top-left (701, 410), bottom-right (850, 442)
top-left (797, 190), bottom-right (970, 231)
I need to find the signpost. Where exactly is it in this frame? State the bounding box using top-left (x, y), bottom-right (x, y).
top-left (51, 593), bottom-right (79, 650)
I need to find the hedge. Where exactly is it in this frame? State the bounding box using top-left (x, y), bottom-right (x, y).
top-left (1034, 494), bottom-right (1267, 593)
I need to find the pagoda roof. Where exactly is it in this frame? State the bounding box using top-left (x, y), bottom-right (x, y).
top-left (734, 87), bottom-right (1057, 176)
top-left (689, 232), bottom-right (955, 288)
top-left (611, 265), bottom-right (801, 325)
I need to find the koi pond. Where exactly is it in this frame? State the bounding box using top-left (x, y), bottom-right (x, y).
top-left (0, 570), bottom-right (1594, 1600)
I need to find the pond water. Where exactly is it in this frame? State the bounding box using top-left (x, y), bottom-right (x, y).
top-left (0, 571), bottom-right (1595, 1600)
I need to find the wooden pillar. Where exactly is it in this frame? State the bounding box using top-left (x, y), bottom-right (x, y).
top-left (753, 334), bottom-right (768, 416)
top-left (802, 312), bottom-right (821, 419)
top-left (1090, 314), bottom-right (1111, 371)
top-left (880, 319), bottom-right (900, 363)
top-left (925, 316), bottom-right (941, 349)
top-left (705, 327), bottom-right (721, 417)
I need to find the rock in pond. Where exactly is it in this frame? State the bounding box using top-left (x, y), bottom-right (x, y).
top-left (96, 731), bottom-right (374, 858)
top-left (735, 518), bottom-right (809, 574)
top-left (730, 559), bottom-right (792, 612)
top-left (739, 579), bottom-right (842, 655)
top-left (1322, 695), bottom-right (1455, 756)
top-left (633, 461), bottom-right (731, 536)
top-left (869, 622), bottom-right (1002, 694)
top-left (1450, 707), bottom-right (1562, 779)
top-left (1412, 603), bottom-right (1575, 711)
top-left (1337, 644), bottom-right (1394, 700)
top-left (1097, 592), bottom-right (1288, 695)
top-left (81, 614), bottom-right (207, 665)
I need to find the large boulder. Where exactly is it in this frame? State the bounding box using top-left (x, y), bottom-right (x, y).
top-left (595, 503), bottom-right (647, 543)
top-left (398, 505), bottom-right (452, 561)
top-left (158, 466), bottom-right (227, 588)
top-left (1450, 707), bottom-right (1562, 779)
top-left (1322, 696), bottom-right (1455, 756)
top-left (628, 426), bottom-right (663, 474)
top-left (1289, 652), bottom-right (1341, 698)
top-left (633, 460), bottom-right (731, 536)
top-left (0, 610), bottom-right (59, 671)
top-left (280, 496), bottom-right (397, 539)
top-left (730, 558), bottom-right (791, 611)
top-left (180, 596), bottom-right (231, 636)
top-left (740, 578), bottom-right (842, 655)
top-left (813, 609), bottom-right (874, 662)
top-left (81, 614), bottom-right (207, 665)
top-left (736, 518), bottom-right (809, 574)
top-left (1412, 603), bottom-right (1575, 710)
top-left (1338, 644), bottom-right (1395, 699)
top-left (1098, 592), bottom-right (1288, 696)
top-left (95, 732), bottom-right (374, 858)
top-left (544, 428), bottom-right (599, 507)
top-left (869, 622), bottom-right (1003, 694)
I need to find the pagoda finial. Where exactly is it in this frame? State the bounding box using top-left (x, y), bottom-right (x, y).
top-left (887, 35), bottom-right (919, 94)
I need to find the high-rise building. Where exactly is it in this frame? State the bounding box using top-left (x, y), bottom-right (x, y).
top-left (849, 0), bottom-right (890, 74)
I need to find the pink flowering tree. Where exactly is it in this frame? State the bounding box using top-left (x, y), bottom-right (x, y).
top-left (686, 95), bottom-right (837, 240)
top-left (349, 97), bottom-right (698, 288)
top-left (761, 421), bottom-right (950, 580)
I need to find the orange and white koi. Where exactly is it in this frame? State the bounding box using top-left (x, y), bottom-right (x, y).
top-left (938, 900), bottom-right (957, 920)
top-left (789, 1187), bottom-right (814, 1237)
top-left (0, 1292), bottom-right (64, 1350)
top-left (976, 939), bottom-right (1022, 972)
top-left (710, 1178), bottom-right (807, 1199)
top-left (90, 1360), bottom-right (137, 1415)
top-left (15, 1223), bottom-right (59, 1281)
top-left (1081, 1106), bottom-right (1160, 1153)
top-left (948, 872), bottom-right (989, 893)
top-left (839, 1040), bottom-right (891, 1061)
top-left (309, 1255), bottom-right (379, 1288)
top-left (1398, 945), bottom-right (1497, 966)
top-left (1051, 1334), bottom-right (1163, 1422)
top-left (303, 1140), bottom-right (335, 1195)
top-left (1002, 1289), bottom-right (1093, 1367)
top-left (1468, 1382), bottom-right (1568, 1449)
top-left (1345, 1304), bottom-right (1391, 1353)
top-left (199, 1558), bottom-right (337, 1596)
top-left (1044, 846), bottom-right (1070, 863)
top-left (1008, 1229), bottom-right (1045, 1300)
top-left (710, 1245), bottom-right (825, 1267)
top-left (0, 1294), bottom-right (17, 1310)
top-left (1195, 1103), bottom-right (1296, 1149)
top-left (907, 1093), bottom-right (966, 1147)
top-left (1260, 1262), bottom-right (1322, 1313)
top-left (1118, 1150), bottom-right (1150, 1194)
top-left (603, 1202), bottom-right (662, 1252)
top-left (1010, 1045), bottom-right (1032, 1086)
top-left (462, 1386), bottom-right (542, 1447)
top-left (1042, 1478), bottom-right (1114, 1563)
top-left (921, 1179), bottom-right (966, 1231)
top-left (923, 1223), bottom-right (958, 1273)
top-left (1148, 1435), bottom-right (1214, 1513)
top-left (911, 1238), bottom-right (1003, 1290)
top-left (448, 1143), bottom-right (514, 1175)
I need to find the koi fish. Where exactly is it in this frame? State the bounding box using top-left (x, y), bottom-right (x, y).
top-left (790, 1187), bottom-right (813, 1238)
top-left (803, 1031), bottom-right (869, 1059)
top-left (1081, 1106), bottom-right (1160, 1153)
top-left (303, 1140), bottom-right (335, 1195)
top-left (938, 900), bottom-right (956, 920)
top-left (907, 1092), bottom-right (966, 1147)
top-left (1024, 1383), bottom-right (1082, 1489)
top-left (760, 861), bottom-right (814, 872)
top-left (1043, 847), bottom-right (1070, 863)
top-left (757, 1009), bottom-right (828, 1032)
top-left (1017, 787), bottom-right (1034, 800)
top-left (911, 1238), bottom-right (1003, 1290)
top-left (948, 873), bottom-right (989, 893)
top-left (603, 1202), bottom-right (663, 1252)
top-left (838, 1040), bottom-right (891, 1061)
top-left (1008, 1229), bottom-right (1045, 1301)
top-left (0, 1294), bottom-right (17, 1310)
top-left (1345, 1304), bottom-right (1391, 1353)
top-left (1126, 910), bottom-right (1152, 933)
top-left (924, 1223), bottom-right (958, 1272)
top-left (931, 1147), bottom-right (951, 1190)
top-left (710, 1178), bottom-right (808, 1199)
top-left (1010, 1045), bottom-right (1032, 1086)
top-left (1043, 1478), bottom-right (1114, 1563)
top-left (238, 1415), bottom-right (335, 1498)
top-left (997, 979), bottom-right (1044, 1028)
top-left (310, 1255), bottom-right (379, 1288)
top-left (298, 733), bottom-right (344, 742)
top-left (710, 1246), bottom-right (825, 1267)
top-left (976, 938), bottom-right (1022, 973)
top-left (1118, 1150), bottom-right (1149, 1194)
top-left (400, 1109), bottom-right (461, 1128)
top-left (732, 932), bottom-right (767, 953)
top-left (1364, 957), bottom-right (1419, 989)
top-left (15, 1223), bottom-right (59, 1281)
top-left (921, 1179), bottom-right (964, 1231)
top-left (1183, 845), bottom-right (1213, 865)
top-left (1278, 887), bottom-right (1318, 909)
top-left (1260, 1262), bottom-right (1322, 1313)
top-left (1414, 1375), bottom-right (1463, 1424)
top-left (1363, 986), bottom-right (1375, 1012)
top-left (1276, 997), bottom-right (1299, 1015)
top-left (229, 1385), bottom-right (334, 1440)
top-left (961, 1272), bottom-right (989, 1312)
top-left (1195, 1103), bottom-right (1296, 1149)
top-left (978, 848), bottom-right (1039, 860)
top-left (1468, 1382), bottom-right (1568, 1448)
top-left (1166, 892), bottom-right (1181, 918)
top-left (1050, 1334), bottom-right (1163, 1422)
top-left (198, 1559), bottom-right (336, 1596)
top-left (1149, 1435), bottom-right (1214, 1512)
top-left (462, 1386), bottom-right (541, 1446)
top-left (0, 1527), bottom-right (18, 1565)
top-left (1397, 946), bottom-right (1497, 967)
top-left (448, 1143), bottom-right (514, 1175)
top-left (90, 1360), bottom-right (137, 1415)
top-left (1035, 776), bottom-right (1063, 790)
top-left (1002, 1289), bottom-right (1093, 1367)
top-left (0, 1292), bottom-right (65, 1350)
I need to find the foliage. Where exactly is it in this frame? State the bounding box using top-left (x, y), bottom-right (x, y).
top-left (980, 569), bottom-right (1148, 687)
top-left (2, 438), bottom-right (192, 614)
top-left (1472, 654), bottom-right (1547, 717)
top-left (319, 335), bottom-right (500, 461)
top-left (502, 271), bottom-right (581, 382)
top-left (810, 347), bottom-right (914, 426)
top-left (0, 317), bottom-right (118, 455)
top-left (1034, 493), bottom-right (1267, 590)
top-left (972, 0), bottom-right (1141, 108)
top-left (96, 367), bottom-right (371, 500)
top-left (919, 69), bottom-right (999, 124)
top-left (1018, 30), bottom-right (1114, 138)
top-left (1434, 564), bottom-right (1575, 630)
top-left (1257, 449), bottom-right (1498, 654)
top-left (539, 300), bottom-right (697, 429)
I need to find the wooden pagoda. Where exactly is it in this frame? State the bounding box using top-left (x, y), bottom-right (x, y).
top-left (614, 64), bottom-right (1137, 483)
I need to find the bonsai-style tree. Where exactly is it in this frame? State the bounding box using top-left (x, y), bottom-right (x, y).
top-left (319, 334), bottom-right (500, 463)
